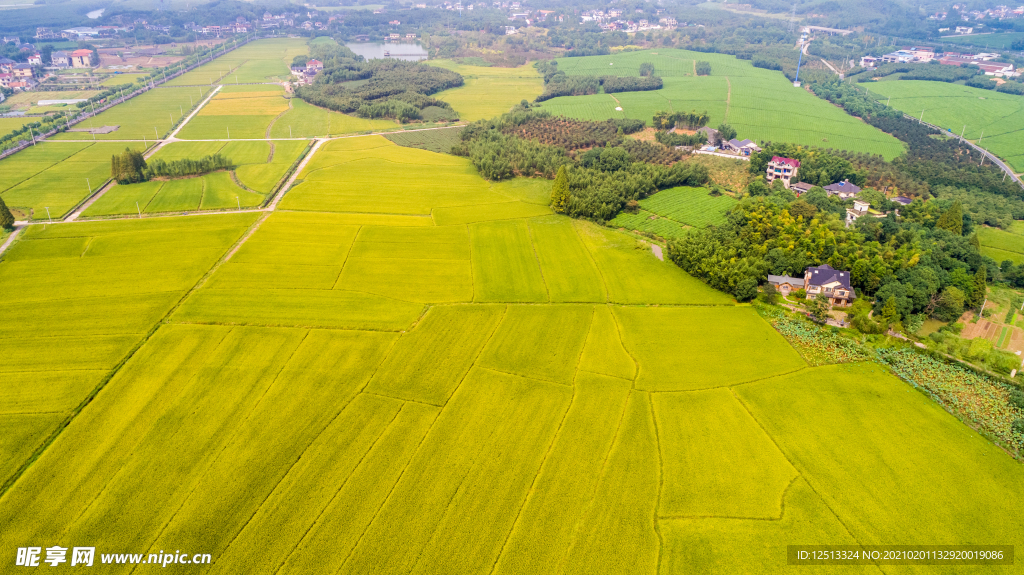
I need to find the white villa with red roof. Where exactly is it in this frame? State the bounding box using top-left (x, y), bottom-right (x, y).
top-left (766, 156), bottom-right (799, 189)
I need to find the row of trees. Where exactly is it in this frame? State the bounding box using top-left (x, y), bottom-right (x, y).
top-left (652, 110), bottom-right (710, 130)
top-left (111, 148), bottom-right (233, 184)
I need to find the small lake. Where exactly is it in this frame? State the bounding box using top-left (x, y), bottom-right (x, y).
top-left (87, 8), bottom-right (105, 18)
top-left (345, 42), bottom-right (428, 62)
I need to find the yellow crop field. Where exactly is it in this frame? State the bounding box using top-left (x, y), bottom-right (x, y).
top-left (1, 121), bottom-right (1021, 575)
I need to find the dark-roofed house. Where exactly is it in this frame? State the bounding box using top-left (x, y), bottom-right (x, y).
top-left (694, 126), bottom-right (718, 144)
top-left (767, 274), bottom-right (804, 296)
top-left (823, 179), bottom-right (861, 199)
top-left (51, 50), bottom-right (70, 67)
top-left (0, 57), bottom-right (14, 72)
top-left (766, 156), bottom-right (800, 189)
top-left (790, 182), bottom-right (815, 196)
top-left (722, 138), bottom-right (762, 156)
top-left (804, 264), bottom-right (855, 307)
top-left (893, 196), bottom-right (913, 206)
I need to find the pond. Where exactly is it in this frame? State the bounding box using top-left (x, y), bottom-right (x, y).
top-left (345, 42), bottom-right (427, 62)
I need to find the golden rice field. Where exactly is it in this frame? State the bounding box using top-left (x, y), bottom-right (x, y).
top-left (0, 106), bottom-right (1021, 574)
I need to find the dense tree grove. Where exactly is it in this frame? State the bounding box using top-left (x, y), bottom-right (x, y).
top-left (111, 148), bottom-right (148, 185)
top-left (848, 61), bottom-right (981, 84)
top-left (295, 44), bottom-right (462, 122)
top-left (532, 59), bottom-right (663, 101)
top-left (695, 61), bottom-right (712, 76)
top-left (655, 131), bottom-right (708, 148)
top-left (653, 110), bottom-right (710, 130)
top-left (455, 110), bottom-right (709, 221)
top-left (144, 154), bottom-right (234, 179)
top-left (499, 111), bottom-right (644, 150)
top-left (668, 191), bottom-right (996, 325)
top-left (0, 196), bottom-right (14, 230)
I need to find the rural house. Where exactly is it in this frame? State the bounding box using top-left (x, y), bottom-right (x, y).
top-left (51, 51), bottom-right (70, 67)
top-left (27, 52), bottom-right (41, 66)
top-left (824, 179), bottom-right (861, 199)
top-left (695, 126), bottom-right (718, 143)
top-left (70, 49), bottom-right (93, 68)
top-left (790, 182), bottom-right (815, 196)
top-left (722, 138), bottom-right (761, 156)
top-left (804, 264), bottom-right (855, 306)
top-left (12, 63), bottom-right (33, 78)
top-left (766, 156), bottom-right (799, 189)
top-left (767, 275), bottom-right (804, 295)
top-left (845, 199), bottom-right (871, 227)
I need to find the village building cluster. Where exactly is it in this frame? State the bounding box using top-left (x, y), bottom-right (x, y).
top-left (860, 46), bottom-right (1018, 77)
top-left (766, 156), bottom-right (913, 228)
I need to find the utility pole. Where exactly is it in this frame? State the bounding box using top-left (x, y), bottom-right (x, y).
top-left (960, 125), bottom-right (965, 142)
top-left (919, 109), bottom-right (925, 123)
top-left (86, 178), bottom-right (91, 193)
top-left (137, 201), bottom-right (141, 218)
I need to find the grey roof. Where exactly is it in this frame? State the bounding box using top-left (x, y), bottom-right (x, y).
top-left (52, 51), bottom-right (69, 58)
top-left (0, 57), bottom-right (14, 64)
top-left (791, 182), bottom-right (815, 192)
top-left (728, 138), bottom-right (758, 148)
top-left (824, 179), bottom-right (861, 194)
top-left (893, 196), bottom-right (913, 205)
top-left (768, 275), bottom-right (803, 285)
top-left (805, 264), bottom-right (853, 291)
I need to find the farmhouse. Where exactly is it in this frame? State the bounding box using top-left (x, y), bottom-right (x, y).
top-left (27, 53), bottom-right (41, 66)
top-left (767, 274), bottom-right (804, 295)
top-left (893, 196), bottom-right (913, 206)
top-left (51, 51), bottom-right (70, 67)
top-left (804, 264), bottom-right (856, 306)
top-left (845, 199), bottom-right (871, 227)
top-left (823, 179), bottom-right (861, 199)
top-left (695, 126), bottom-right (718, 143)
top-left (0, 57), bottom-right (14, 72)
top-left (70, 49), bottom-right (93, 68)
top-left (766, 156), bottom-right (799, 189)
top-left (722, 138), bottom-right (761, 156)
top-left (860, 56), bottom-right (879, 68)
top-left (790, 182), bottom-right (816, 196)
top-left (12, 63), bottom-right (33, 78)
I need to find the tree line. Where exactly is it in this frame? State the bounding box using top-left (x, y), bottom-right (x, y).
top-left (110, 148), bottom-right (233, 184)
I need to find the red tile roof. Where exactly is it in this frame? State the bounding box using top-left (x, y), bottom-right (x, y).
top-left (770, 156), bottom-right (800, 168)
top-left (70, 49), bottom-right (93, 56)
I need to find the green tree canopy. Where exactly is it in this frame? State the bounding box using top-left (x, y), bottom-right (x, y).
top-left (935, 199), bottom-right (964, 235)
top-left (550, 165), bottom-right (570, 214)
top-left (0, 196), bottom-right (14, 230)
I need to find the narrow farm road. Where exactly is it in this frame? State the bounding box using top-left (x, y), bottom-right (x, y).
top-left (0, 225), bottom-right (25, 258)
top-left (267, 138), bottom-right (325, 210)
top-left (166, 85), bottom-right (222, 141)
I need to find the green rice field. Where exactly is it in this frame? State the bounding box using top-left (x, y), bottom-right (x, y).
top-left (428, 60), bottom-right (545, 121)
top-left (83, 140), bottom-right (308, 216)
top-left (0, 133), bottom-right (1021, 574)
top-left (0, 142), bottom-right (147, 218)
top-left (164, 38), bottom-right (309, 87)
top-left (863, 80), bottom-right (1024, 173)
top-left (267, 98), bottom-right (397, 138)
top-left (176, 84), bottom-right (291, 140)
top-left (978, 224), bottom-right (1024, 265)
top-left (538, 49), bottom-right (906, 159)
top-left (49, 87), bottom-right (205, 141)
top-left (941, 32), bottom-right (1024, 50)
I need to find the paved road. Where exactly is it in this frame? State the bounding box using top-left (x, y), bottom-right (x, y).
top-left (912, 115), bottom-right (1023, 188)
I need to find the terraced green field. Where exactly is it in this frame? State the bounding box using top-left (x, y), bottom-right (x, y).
top-left (0, 134), bottom-right (1021, 575)
top-left (538, 49), bottom-right (906, 159)
top-left (864, 80), bottom-right (1024, 172)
